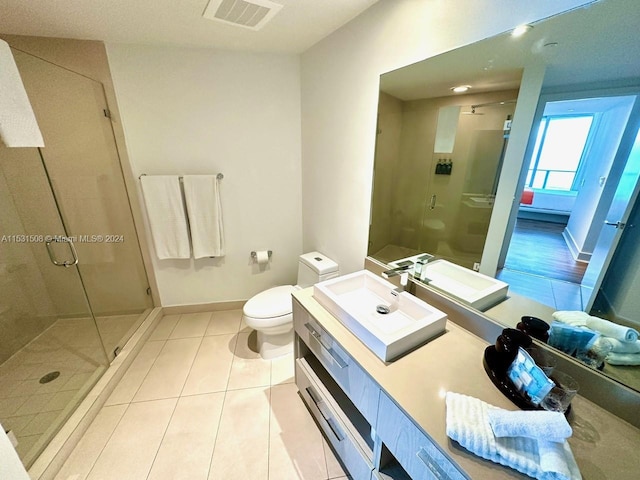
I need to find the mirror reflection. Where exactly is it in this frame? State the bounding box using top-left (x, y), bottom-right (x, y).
top-left (368, 0), bottom-right (640, 392)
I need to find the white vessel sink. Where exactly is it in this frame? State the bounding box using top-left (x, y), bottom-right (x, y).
top-left (313, 270), bottom-right (447, 362)
top-left (421, 259), bottom-right (508, 311)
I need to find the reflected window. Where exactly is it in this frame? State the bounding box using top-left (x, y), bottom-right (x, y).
top-left (526, 115), bottom-right (594, 191)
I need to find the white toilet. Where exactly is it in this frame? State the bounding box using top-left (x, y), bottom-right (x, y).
top-left (242, 252), bottom-right (339, 359)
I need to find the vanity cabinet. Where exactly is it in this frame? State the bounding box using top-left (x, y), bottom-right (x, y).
top-left (293, 297), bottom-right (467, 480)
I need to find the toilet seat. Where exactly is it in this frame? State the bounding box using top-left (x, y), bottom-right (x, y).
top-left (243, 285), bottom-right (296, 319)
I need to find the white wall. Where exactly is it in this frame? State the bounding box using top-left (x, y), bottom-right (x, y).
top-left (107, 45), bottom-right (302, 306)
top-left (300, 0), bottom-right (594, 275)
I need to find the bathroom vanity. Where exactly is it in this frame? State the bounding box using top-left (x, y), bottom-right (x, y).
top-left (293, 287), bottom-right (640, 479)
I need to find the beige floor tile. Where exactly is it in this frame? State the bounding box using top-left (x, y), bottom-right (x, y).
top-left (209, 387), bottom-right (270, 480)
top-left (148, 393), bottom-right (225, 480)
top-left (133, 338), bottom-right (201, 402)
top-left (0, 395), bottom-right (29, 417)
top-left (324, 439), bottom-right (348, 479)
top-left (271, 352), bottom-right (295, 385)
top-left (226, 333), bottom-right (271, 391)
top-left (206, 310), bottom-right (242, 336)
top-left (182, 335), bottom-right (236, 396)
top-left (45, 390), bottom-right (79, 412)
top-left (170, 313), bottom-right (211, 339)
top-left (20, 410), bottom-right (63, 436)
top-left (15, 434), bottom-right (40, 459)
top-left (148, 314), bottom-right (180, 341)
top-left (87, 398), bottom-right (177, 480)
top-left (1, 414), bottom-right (36, 436)
top-left (14, 393), bottom-right (56, 416)
top-left (56, 404), bottom-right (128, 480)
top-left (269, 383), bottom-right (328, 479)
top-left (105, 340), bottom-right (164, 406)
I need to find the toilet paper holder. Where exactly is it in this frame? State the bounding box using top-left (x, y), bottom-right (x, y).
top-left (251, 250), bottom-right (272, 260)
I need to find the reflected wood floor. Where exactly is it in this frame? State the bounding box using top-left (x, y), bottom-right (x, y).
top-left (504, 219), bottom-right (588, 284)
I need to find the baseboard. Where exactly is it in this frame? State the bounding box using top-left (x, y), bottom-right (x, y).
top-left (29, 308), bottom-right (163, 480)
top-left (562, 228), bottom-right (591, 262)
top-left (162, 300), bottom-right (246, 315)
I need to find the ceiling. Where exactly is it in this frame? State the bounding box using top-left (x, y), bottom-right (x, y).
top-left (380, 0), bottom-right (640, 101)
top-left (0, 0), bottom-right (380, 53)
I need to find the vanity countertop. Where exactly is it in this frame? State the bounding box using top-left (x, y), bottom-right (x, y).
top-left (293, 287), bottom-right (640, 480)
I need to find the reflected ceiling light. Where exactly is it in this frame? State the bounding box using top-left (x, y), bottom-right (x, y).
top-left (512, 24), bottom-right (533, 37)
top-left (451, 85), bottom-right (471, 93)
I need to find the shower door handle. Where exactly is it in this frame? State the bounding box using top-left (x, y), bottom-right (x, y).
top-left (429, 194), bottom-right (437, 210)
top-left (604, 220), bottom-right (626, 229)
top-left (46, 238), bottom-right (79, 267)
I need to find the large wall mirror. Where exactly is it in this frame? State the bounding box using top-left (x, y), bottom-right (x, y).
top-left (368, 0), bottom-right (640, 393)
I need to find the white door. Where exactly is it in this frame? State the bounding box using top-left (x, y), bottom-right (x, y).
top-left (582, 113), bottom-right (640, 311)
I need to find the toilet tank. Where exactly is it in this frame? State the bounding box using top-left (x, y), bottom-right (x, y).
top-left (297, 252), bottom-right (339, 288)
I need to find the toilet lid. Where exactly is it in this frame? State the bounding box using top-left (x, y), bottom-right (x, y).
top-left (243, 285), bottom-right (296, 319)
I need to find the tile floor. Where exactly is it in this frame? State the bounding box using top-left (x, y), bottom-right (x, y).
top-left (0, 313), bottom-right (146, 466)
top-left (497, 268), bottom-right (584, 311)
top-left (55, 310), bottom-right (349, 480)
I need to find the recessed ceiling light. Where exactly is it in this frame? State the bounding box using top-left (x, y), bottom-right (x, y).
top-left (512, 24), bottom-right (533, 37)
top-left (451, 85), bottom-right (471, 93)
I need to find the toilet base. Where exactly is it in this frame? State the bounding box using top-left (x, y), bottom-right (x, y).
top-left (257, 329), bottom-right (293, 359)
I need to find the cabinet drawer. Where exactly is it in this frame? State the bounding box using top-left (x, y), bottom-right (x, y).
top-left (296, 358), bottom-right (373, 480)
top-left (294, 301), bottom-right (380, 427)
top-left (377, 392), bottom-right (467, 480)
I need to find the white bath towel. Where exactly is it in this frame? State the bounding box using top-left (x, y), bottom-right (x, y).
top-left (140, 175), bottom-right (190, 259)
top-left (182, 175), bottom-right (225, 259)
top-left (596, 337), bottom-right (640, 354)
top-left (0, 40), bottom-right (44, 147)
top-left (606, 352), bottom-right (640, 366)
top-left (552, 311), bottom-right (589, 327)
top-left (488, 408), bottom-right (572, 443)
top-left (585, 317), bottom-right (638, 343)
top-left (445, 392), bottom-right (581, 480)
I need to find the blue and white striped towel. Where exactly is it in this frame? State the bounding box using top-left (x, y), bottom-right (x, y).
top-left (445, 392), bottom-right (582, 480)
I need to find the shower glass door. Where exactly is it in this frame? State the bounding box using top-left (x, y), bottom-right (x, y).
top-left (0, 147), bottom-right (109, 468)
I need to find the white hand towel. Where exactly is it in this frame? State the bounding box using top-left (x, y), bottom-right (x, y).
top-left (584, 316), bottom-right (638, 343)
top-left (445, 392), bottom-right (582, 480)
top-left (488, 408), bottom-right (572, 442)
top-left (606, 352), bottom-right (640, 366)
top-left (552, 311), bottom-right (589, 327)
top-left (597, 337), bottom-right (640, 354)
top-left (0, 40), bottom-right (44, 147)
top-left (182, 175), bottom-right (225, 259)
top-left (140, 175), bottom-right (190, 259)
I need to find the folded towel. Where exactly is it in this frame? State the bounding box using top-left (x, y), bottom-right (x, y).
top-left (584, 317), bottom-right (638, 343)
top-left (488, 408), bottom-right (572, 443)
top-left (183, 175), bottom-right (225, 259)
top-left (552, 311), bottom-right (589, 327)
top-left (140, 175), bottom-right (190, 259)
top-left (606, 352), bottom-right (640, 366)
top-left (0, 40), bottom-right (44, 147)
top-left (445, 392), bottom-right (581, 480)
top-left (596, 337), bottom-right (640, 354)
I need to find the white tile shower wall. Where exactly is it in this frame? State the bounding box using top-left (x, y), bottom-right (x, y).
top-left (106, 45), bottom-right (302, 306)
top-left (300, 0), bottom-right (595, 275)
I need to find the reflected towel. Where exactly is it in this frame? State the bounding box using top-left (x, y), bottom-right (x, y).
top-left (585, 317), bottom-right (638, 343)
top-left (606, 352), bottom-right (640, 366)
top-left (0, 40), bottom-right (44, 147)
top-left (140, 175), bottom-right (190, 259)
top-left (488, 408), bottom-right (572, 443)
top-left (597, 337), bottom-right (640, 354)
top-left (552, 311), bottom-right (589, 327)
top-left (445, 392), bottom-right (581, 480)
top-left (183, 175), bottom-right (225, 259)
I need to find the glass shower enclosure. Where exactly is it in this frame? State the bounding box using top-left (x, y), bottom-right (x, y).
top-left (0, 48), bottom-right (152, 467)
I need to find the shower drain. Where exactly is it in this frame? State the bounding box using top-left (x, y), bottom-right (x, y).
top-left (39, 371), bottom-right (60, 384)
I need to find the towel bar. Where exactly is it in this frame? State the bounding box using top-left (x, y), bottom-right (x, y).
top-left (138, 173), bottom-right (224, 180)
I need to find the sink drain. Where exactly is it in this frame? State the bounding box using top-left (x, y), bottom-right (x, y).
top-left (376, 305), bottom-right (391, 315)
top-left (39, 371), bottom-right (60, 384)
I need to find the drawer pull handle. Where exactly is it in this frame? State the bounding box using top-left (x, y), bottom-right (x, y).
top-left (417, 447), bottom-right (449, 480)
top-left (304, 323), bottom-right (348, 369)
top-left (305, 387), bottom-right (345, 442)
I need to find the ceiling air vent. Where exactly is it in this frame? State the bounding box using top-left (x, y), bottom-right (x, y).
top-left (203, 0), bottom-right (283, 31)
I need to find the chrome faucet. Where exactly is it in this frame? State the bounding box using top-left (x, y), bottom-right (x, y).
top-left (382, 267), bottom-right (410, 295)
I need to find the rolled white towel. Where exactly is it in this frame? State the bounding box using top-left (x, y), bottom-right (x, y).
top-left (606, 352), bottom-right (640, 366)
top-left (487, 408), bottom-right (572, 443)
top-left (597, 337), bottom-right (640, 354)
top-left (585, 317), bottom-right (638, 343)
top-left (552, 311), bottom-right (589, 327)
